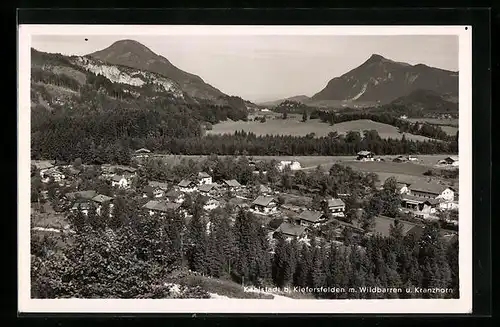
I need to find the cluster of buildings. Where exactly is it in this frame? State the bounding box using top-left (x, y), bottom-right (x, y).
top-left (32, 156), bottom-right (458, 248)
top-left (396, 180), bottom-right (458, 221)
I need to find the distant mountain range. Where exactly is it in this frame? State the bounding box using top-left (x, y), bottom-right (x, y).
top-left (258, 95), bottom-right (310, 107)
top-left (263, 54), bottom-right (458, 110)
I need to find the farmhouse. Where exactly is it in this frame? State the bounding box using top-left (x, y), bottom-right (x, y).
top-left (357, 151), bottom-right (374, 161)
top-left (277, 160), bottom-right (302, 171)
top-left (438, 156), bottom-right (459, 167)
top-left (198, 183), bottom-right (217, 196)
top-left (223, 179), bottom-right (242, 191)
top-left (408, 181), bottom-right (455, 202)
top-left (111, 175), bottom-right (131, 189)
top-left (143, 200), bottom-right (182, 216)
top-left (401, 195), bottom-right (438, 218)
top-left (197, 172), bottom-right (213, 185)
top-left (275, 222), bottom-right (307, 239)
top-left (178, 179), bottom-right (198, 193)
top-left (295, 210), bottom-right (327, 227)
top-left (251, 196), bottom-right (278, 215)
top-left (324, 198), bottom-right (346, 217)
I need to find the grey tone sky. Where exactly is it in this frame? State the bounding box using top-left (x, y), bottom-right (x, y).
top-left (31, 35), bottom-right (458, 102)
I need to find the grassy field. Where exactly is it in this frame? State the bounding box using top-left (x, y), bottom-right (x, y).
top-left (439, 125), bottom-right (459, 136)
top-left (207, 118), bottom-right (435, 141)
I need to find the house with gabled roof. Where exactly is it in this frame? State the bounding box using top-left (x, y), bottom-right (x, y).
top-left (111, 175), bottom-right (131, 189)
top-left (148, 181), bottom-right (170, 197)
top-left (178, 179), bottom-right (198, 193)
top-left (198, 183), bottom-right (217, 196)
top-left (197, 172), bottom-right (212, 185)
top-left (251, 196), bottom-right (277, 215)
top-left (295, 210), bottom-right (327, 227)
top-left (65, 190), bottom-right (97, 201)
top-left (223, 179), bottom-right (242, 191)
top-left (91, 194), bottom-right (114, 216)
top-left (357, 151), bottom-right (374, 161)
top-left (401, 194), bottom-right (438, 219)
top-left (408, 181), bottom-right (455, 202)
top-left (143, 200), bottom-right (182, 216)
top-left (275, 222), bottom-right (307, 240)
top-left (323, 198), bottom-right (346, 217)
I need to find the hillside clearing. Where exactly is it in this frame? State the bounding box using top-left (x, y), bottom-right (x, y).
top-left (207, 118), bottom-right (436, 141)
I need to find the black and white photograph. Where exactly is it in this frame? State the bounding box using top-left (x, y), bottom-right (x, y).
top-left (18, 25), bottom-right (472, 314)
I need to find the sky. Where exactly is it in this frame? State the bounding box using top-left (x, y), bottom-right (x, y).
top-left (31, 35), bottom-right (459, 103)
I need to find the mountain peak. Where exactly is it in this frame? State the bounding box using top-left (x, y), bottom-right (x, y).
top-left (368, 53), bottom-right (385, 61)
top-left (89, 39), bottom-right (227, 102)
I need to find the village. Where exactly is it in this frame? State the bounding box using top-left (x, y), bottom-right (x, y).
top-left (31, 148), bottom-right (459, 251)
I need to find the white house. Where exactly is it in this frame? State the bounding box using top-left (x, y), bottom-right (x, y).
top-left (408, 181), bottom-right (455, 202)
top-left (223, 179), bottom-right (242, 191)
top-left (111, 175), bottom-right (130, 189)
top-left (197, 172), bottom-right (212, 185)
top-left (277, 160), bottom-right (301, 171)
top-left (251, 196), bottom-right (278, 215)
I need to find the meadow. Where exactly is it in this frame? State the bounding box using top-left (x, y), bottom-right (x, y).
top-left (206, 117), bottom-right (435, 141)
top-left (406, 118), bottom-right (459, 136)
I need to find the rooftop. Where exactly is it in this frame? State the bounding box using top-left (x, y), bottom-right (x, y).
top-left (143, 200), bottom-right (181, 212)
top-left (357, 151), bottom-right (373, 156)
top-left (277, 222), bottom-right (306, 237)
top-left (65, 190), bottom-right (97, 200)
top-left (327, 198), bottom-right (345, 207)
top-left (252, 196), bottom-right (276, 207)
top-left (198, 183), bottom-right (216, 192)
top-left (178, 179), bottom-right (195, 188)
top-left (198, 172), bottom-right (211, 178)
top-left (92, 194), bottom-right (113, 203)
top-left (224, 179), bottom-right (241, 187)
top-left (297, 210), bottom-right (324, 223)
top-left (372, 216), bottom-right (421, 238)
top-left (148, 181), bottom-right (170, 190)
top-left (409, 181), bottom-right (452, 195)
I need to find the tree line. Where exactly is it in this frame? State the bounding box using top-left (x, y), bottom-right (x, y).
top-left (31, 192), bottom-right (458, 299)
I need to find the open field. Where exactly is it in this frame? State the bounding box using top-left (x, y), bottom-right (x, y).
top-left (207, 118), bottom-right (435, 141)
top-left (439, 125), bottom-right (459, 136)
